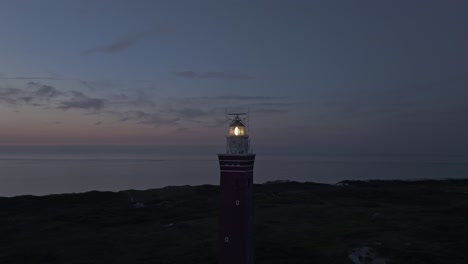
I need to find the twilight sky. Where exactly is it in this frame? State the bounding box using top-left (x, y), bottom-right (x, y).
top-left (1, 0), bottom-right (467, 155)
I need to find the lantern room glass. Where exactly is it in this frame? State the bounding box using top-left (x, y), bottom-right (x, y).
top-left (229, 125), bottom-right (245, 136)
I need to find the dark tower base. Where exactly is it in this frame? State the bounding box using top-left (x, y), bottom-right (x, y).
top-left (218, 154), bottom-right (255, 264)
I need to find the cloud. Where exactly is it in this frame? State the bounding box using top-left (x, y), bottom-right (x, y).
top-left (119, 110), bottom-right (179, 127)
top-left (83, 27), bottom-right (173, 55)
top-left (0, 88), bottom-right (22, 96)
top-left (251, 108), bottom-right (289, 114)
top-left (177, 108), bottom-right (211, 118)
top-left (56, 91), bottom-right (106, 111)
top-left (162, 105), bottom-right (214, 119)
top-left (0, 88), bottom-right (24, 104)
top-left (0, 82), bottom-right (109, 113)
top-left (205, 95), bottom-right (286, 101)
top-left (109, 91), bottom-right (156, 108)
top-left (0, 77), bottom-right (63, 80)
top-left (27, 82), bottom-right (62, 98)
top-left (0, 82), bottom-right (63, 105)
top-left (161, 96), bottom-right (292, 119)
top-left (1, 79), bottom-right (292, 130)
top-left (157, 95), bottom-right (293, 126)
top-left (0, 81), bottom-right (179, 128)
top-left (170, 96), bottom-right (288, 106)
top-left (174, 71), bottom-right (255, 80)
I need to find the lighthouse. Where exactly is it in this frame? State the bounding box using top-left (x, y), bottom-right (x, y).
top-left (218, 113), bottom-right (255, 264)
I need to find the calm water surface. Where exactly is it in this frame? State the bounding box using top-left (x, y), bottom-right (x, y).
top-left (1, 146), bottom-right (467, 197)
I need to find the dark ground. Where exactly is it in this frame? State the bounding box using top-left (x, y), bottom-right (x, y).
top-left (1, 179), bottom-right (468, 264)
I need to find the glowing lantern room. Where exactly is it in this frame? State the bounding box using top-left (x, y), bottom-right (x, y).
top-left (228, 118), bottom-right (246, 136)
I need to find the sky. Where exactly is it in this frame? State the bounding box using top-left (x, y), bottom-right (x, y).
top-left (0, 0), bottom-right (467, 156)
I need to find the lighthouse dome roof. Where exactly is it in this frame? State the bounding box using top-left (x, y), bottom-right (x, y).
top-left (230, 119), bottom-right (245, 127)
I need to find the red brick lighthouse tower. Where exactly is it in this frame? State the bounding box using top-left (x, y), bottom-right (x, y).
top-left (218, 113), bottom-right (255, 264)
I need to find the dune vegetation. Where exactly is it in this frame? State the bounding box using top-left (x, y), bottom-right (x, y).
top-left (1, 179), bottom-right (467, 263)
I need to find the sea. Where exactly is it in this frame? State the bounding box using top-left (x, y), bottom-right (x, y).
top-left (1, 146), bottom-right (468, 197)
